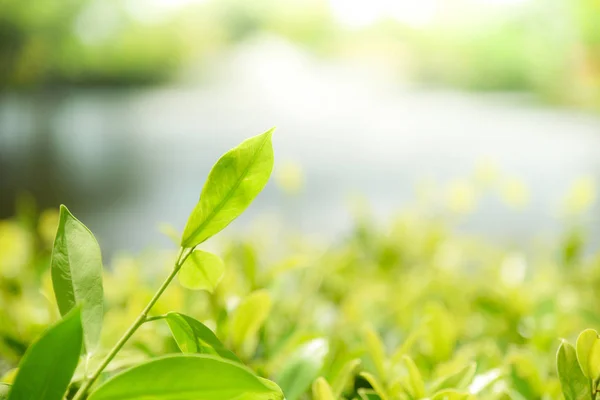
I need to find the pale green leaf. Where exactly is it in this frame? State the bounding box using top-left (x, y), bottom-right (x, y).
top-left (359, 372), bottom-right (389, 400)
top-left (181, 129), bottom-right (275, 248)
top-left (230, 289), bottom-right (272, 355)
top-left (87, 354), bottom-right (284, 400)
top-left (430, 362), bottom-right (477, 393)
top-left (557, 340), bottom-right (590, 400)
top-left (51, 205), bottom-right (104, 352)
top-left (403, 355), bottom-right (425, 399)
top-left (8, 309), bottom-right (83, 400)
top-left (277, 339), bottom-right (328, 400)
top-left (178, 250), bottom-right (224, 292)
top-left (431, 389), bottom-right (473, 400)
top-left (357, 389), bottom-right (380, 400)
top-left (331, 359), bottom-right (361, 398)
top-left (364, 326), bottom-right (387, 381)
top-left (312, 377), bottom-right (335, 400)
top-left (576, 329), bottom-right (600, 380)
top-left (0, 384), bottom-right (10, 400)
top-left (165, 312), bottom-right (240, 362)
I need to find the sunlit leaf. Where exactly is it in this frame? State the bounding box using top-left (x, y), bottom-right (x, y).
top-left (312, 377), bottom-right (335, 400)
top-left (364, 326), bottom-right (386, 381)
top-left (178, 250), bottom-right (225, 292)
top-left (430, 362), bottom-right (477, 393)
top-left (165, 312), bottom-right (240, 362)
top-left (431, 389), bottom-right (473, 400)
top-left (230, 289), bottom-right (272, 355)
top-left (0, 384), bottom-right (10, 400)
top-left (8, 309), bottom-right (82, 400)
top-left (181, 129), bottom-right (275, 248)
top-left (359, 372), bottom-right (389, 400)
top-left (87, 354), bottom-right (284, 400)
top-left (51, 205), bottom-right (103, 352)
top-left (576, 329), bottom-right (600, 380)
top-left (331, 359), bottom-right (361, 398)
top-left (277, 338), bottom-right (328, 400)
top-left (402, 356), bottom-right (425, 399)
top-left (557, 340), bottom-right (589, 400)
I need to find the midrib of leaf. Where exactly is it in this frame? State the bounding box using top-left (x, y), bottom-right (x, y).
top-left (184, 133), bottom-right (270, 246)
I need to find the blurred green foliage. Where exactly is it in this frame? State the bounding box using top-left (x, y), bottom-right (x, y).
top-left (1, 168), bottom-right (598, 399)
top-left (2, 0), bottom-right (600, 111)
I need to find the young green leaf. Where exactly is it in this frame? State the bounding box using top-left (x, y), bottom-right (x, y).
top-left (51, 205), bottom-right (103, 352)
top-left (230, 289), bottom-right (272, 354)
top-left (402, 356), bottom-right (425, 399)
top-left (181, 129), bottom-right (275, 248)
top-left (557, 340), bottom-right (589, 400)
top-left (178, 250), bottom-right (225, 292)
top-left (8, 309), bottom-right (83, 400)
top-left (312, 377), bottom-right (335, 400)
top-left (364, 326), bottom-right (387, 381)
top-left (576, 329), bottom-right (600, 380)
top-left (430, 362), bottom-right (477, 393)
top-left (165, 312), bottom-right (240, 362)
top-left (331, 359), bottom-right (361, 398)
top-left (431, 389), bottom-right (473, 400)
top-left (357, 389), bottom-right (381, 400)
top-left (359, 372), bottom-right (389, 400)
top-left (277, 339), bottom-right (328, 400)
top-left (87, 354), bottom-right (284, 400)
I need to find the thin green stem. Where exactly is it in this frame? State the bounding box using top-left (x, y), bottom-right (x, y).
top-left (144, 314), bottom-right (168, 323)
top-left (72, 247), bottom-right (193, 400)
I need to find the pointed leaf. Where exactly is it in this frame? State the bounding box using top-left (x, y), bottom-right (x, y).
top-left (557, 341), bottom-right (589, 400)
top-left (431, 389), bottom-right (474, 400)
top-left (178, 250), bottom-right (225, 292)
top-left (364, 326), bottom-right (386, 381)
top-left (359, 372), bottom-right (389, 400)
top-left (51, 205), bottom-right (103, 351)
top-left (8, 309), bottom-right (83, 400)
top-left (402, 356), bottom-right (425, 399)
top-left (87, 354), bottom-right (284, 400)
top-left (165, 312), bottom-right (240, 362)
top-left (430, 362), bottom-right (477, 393)
top-left (312, 378), bottom-right (335, 400)
top-left (576, 329), bottom-right (600, 380)
top-left (181, 129), bottom-right (275, 248)
top-left (332, 359), bottom-right (361, 398)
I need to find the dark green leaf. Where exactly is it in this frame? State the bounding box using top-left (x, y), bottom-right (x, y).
top-left (8, 309), bottom-right (83, 400)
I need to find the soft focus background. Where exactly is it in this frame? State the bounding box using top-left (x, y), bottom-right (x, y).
top-left (1, 0), bottom-right (600, 254)
top-left (3, 2), bottom-right (600, 399)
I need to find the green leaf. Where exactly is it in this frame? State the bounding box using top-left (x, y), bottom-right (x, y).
top-left (230, 289), bottom-right (272, 354)
top-left (87, 354), bottom-right (284, 400)
top-left (0, 384), bottom-right (10, 400)
top-left (364, 326), bottom-right (387, 381)
top-left (359, 372), bottom-right (389, 400)
top-left (277, 339), bottom-right (328, 400)
top-left (51, 205), bottom-right (104, 352)
top-left (402, 355), bottom-right (425, 399)
top-left (557, 340), bottom-right (589, 400)
top-left (331, 359), bottom-right (361, 398)
top-left (165, 312), bottom-right (240, 362)
top-left (181, 129), bottom-right (275, 248)
top-left (357, 389), bottom-right (380, 400)
top-left (178, 250), bottom-right (225, 292)
top-left (312, 377), bottom-right (335, 400)
top-left (8, 309), bottom-right (83, 400)
top-left (431, 389), bottom-right (473, 400)
top-left (576, 329), bottom-right (600, 380)
top-left (430, 362), bottom-right (477, 393)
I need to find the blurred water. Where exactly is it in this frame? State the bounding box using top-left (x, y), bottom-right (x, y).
top-left (2, 37), bottom-right (600, 254)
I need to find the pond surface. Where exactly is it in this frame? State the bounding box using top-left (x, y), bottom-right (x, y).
top-left (2, 37), bottom-right (600, 255)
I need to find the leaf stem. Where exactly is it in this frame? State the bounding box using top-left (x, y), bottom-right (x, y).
top-left (72, 247), bottom-right (193, 400)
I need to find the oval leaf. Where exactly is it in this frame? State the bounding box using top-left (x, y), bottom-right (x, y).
top-left (165, 312), bottom-right (240, 362)
top-left (557, 340), bottom-right (589, 400)
top-left (51, 205), bottom-right (104, 352)
top-left (8, 309), bottom-right (83, 400)
top-left (87, 354), bottom-right (284, 400)
top-left (178, 250), bottom-right (225, 292)
top-left (230, 289), bottom-right (272, 354)
top-left (576, 329), bottom-right (600, 380)
top-left (181, 129), bottom-right (275, 248)
top-left (277, 339), bottom-right (328, 400)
